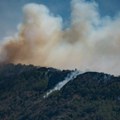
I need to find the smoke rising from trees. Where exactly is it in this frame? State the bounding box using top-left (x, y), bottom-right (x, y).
top-left (0, 0), bottom-right (120, 75)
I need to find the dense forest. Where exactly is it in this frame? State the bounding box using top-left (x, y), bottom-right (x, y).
top-left (0, 64), bottom-right (120, 120)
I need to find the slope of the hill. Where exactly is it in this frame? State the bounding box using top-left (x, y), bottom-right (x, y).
top-left (0, 64), bottom-right (120, 120)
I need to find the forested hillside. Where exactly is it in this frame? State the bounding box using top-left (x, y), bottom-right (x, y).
top-left (0, 64), bottom-right (120, 120)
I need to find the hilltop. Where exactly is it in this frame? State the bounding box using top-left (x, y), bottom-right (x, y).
top-left (0, 64), bottom-right (120, 120)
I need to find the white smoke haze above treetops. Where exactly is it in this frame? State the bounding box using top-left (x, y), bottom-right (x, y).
top-left (0, 0), bottom-right (120, 75)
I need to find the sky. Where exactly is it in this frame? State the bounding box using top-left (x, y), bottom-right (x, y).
top-left (0, 0), bottom-right (120, 75)
top-left (0, 0), bottom-right (120, 39)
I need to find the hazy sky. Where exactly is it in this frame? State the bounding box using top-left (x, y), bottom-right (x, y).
top-left (0, 0), bottom-right (120, 39)
top-left (0, 0), bottom-right (120, 75)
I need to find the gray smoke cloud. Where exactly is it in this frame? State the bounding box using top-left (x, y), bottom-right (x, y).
top-left (0, 0), bottom-right (120, 75)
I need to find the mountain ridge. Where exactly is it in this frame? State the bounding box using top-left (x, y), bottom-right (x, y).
top-left (0, 64), bottom-right (120, 120)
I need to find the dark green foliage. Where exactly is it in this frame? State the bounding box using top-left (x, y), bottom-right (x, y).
top-left (0, 64), bottom-right (120, 120)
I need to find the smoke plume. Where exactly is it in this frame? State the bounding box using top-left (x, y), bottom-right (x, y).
top-left (44, 70), bottom-right (81, 98)
top-left (0, 0), bottom-right (120, 75)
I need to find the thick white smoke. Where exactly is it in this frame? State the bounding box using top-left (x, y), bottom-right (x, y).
top-left (0, 0), bottom-right (120, 75)
top-left (44, 70), bottom-right (81, 98)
